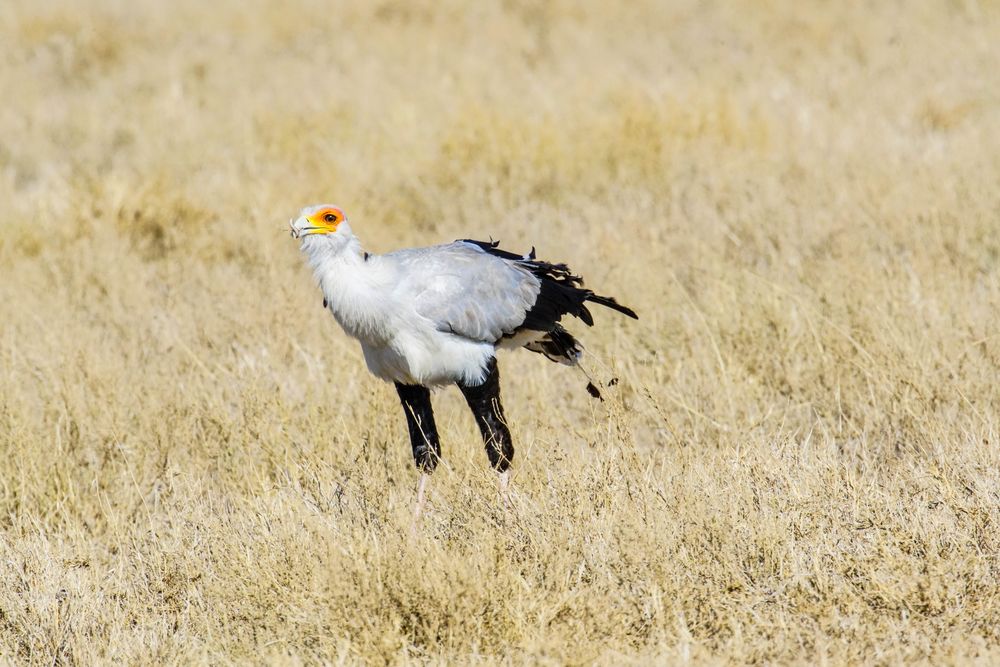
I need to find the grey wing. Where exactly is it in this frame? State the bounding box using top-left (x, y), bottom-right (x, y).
top-left (390, 242), bottom-right (541, 343)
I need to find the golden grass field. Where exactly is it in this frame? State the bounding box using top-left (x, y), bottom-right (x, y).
top-left (2, 0), bottom-right (1000, 663)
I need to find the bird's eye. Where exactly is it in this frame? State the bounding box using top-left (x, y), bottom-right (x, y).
top-left (324, 213), bottom-right (336, 222)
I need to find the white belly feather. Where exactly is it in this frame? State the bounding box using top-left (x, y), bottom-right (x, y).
top-left (361, 330), bottom-right (494, 387)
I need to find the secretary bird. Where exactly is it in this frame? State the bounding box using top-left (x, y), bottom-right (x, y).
top-left (289, 204), bottom-right (637, 516)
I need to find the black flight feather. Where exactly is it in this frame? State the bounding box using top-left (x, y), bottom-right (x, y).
top-left (460, 238), bottom-right (638, 333)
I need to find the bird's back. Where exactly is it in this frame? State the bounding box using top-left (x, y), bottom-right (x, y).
top-left (382, 242), bottom-right (542, 345)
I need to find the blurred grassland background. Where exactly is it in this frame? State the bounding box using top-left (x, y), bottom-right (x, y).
top-left (2, 0), bottom-right (1000, 663)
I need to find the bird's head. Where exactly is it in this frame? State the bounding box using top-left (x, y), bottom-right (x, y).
top-left (289, 204), bottom-right (352, 243)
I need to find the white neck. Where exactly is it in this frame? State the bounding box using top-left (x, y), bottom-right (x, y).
top-left (301, 225), bottom-right (365, 269)
top-left (300, 229), bottom-right (392, 344)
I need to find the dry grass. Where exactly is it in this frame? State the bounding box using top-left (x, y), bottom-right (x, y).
top-left (2, 0), bottom-right (1000, 663)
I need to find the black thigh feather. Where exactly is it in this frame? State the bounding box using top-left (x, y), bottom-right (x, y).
top-left (457, 357), bottom-right (514, 472)
top-left (394, 383), bottom-right (441, 471)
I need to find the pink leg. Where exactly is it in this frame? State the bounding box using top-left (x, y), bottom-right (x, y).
top-left (498, 470), bottom-right (512, 509)
top-left (409, 472), bottom-right (430, 537)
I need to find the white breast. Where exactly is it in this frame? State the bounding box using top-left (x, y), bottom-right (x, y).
top-left (360, 331), bottom-right (494, 387)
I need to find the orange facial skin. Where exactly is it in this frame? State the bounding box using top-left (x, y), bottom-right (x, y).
top-left (305, 207), bottom-right (345, 234)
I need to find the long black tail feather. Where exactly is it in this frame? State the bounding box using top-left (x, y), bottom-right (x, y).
top-left (585, 293), bottom-right (638, 320)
